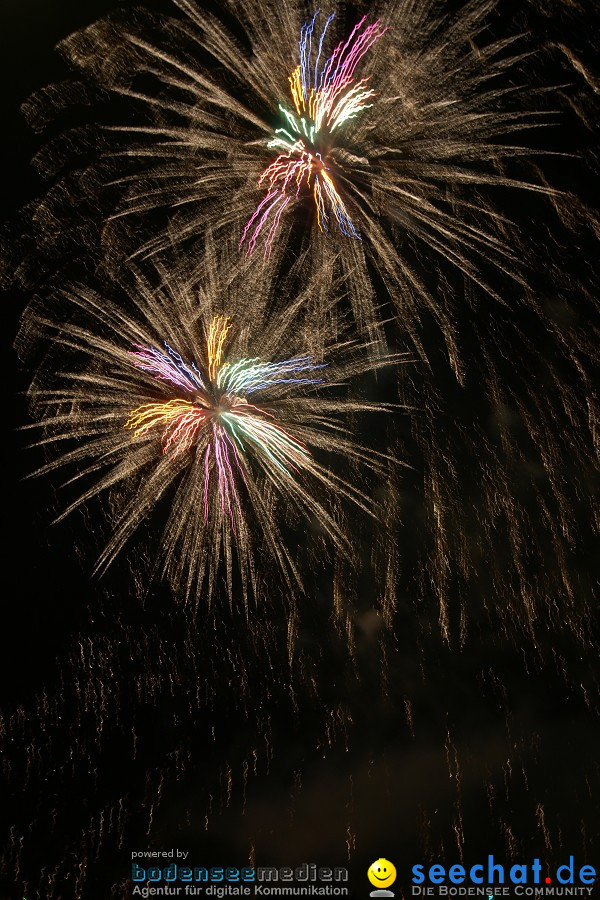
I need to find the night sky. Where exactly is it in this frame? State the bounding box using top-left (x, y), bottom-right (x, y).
top-left (1, 2), bottom-right (599, 899)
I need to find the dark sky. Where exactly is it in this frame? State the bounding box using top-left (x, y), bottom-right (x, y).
top-left (1, 2), bottom-right (599, 899)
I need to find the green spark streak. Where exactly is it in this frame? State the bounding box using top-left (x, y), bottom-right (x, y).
top-left (222, 413), bottom-right (310, 474)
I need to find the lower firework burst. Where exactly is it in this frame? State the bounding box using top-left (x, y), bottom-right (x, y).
top-left (18, 247), bottom-right (399, 606)
top-left (124, 317), bottom-right (325, 529)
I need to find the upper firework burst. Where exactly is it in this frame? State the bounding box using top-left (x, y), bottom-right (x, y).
top-left (15, 0), bottom-right (570, 346)
top-left (18, 247), bottom-right (399, 606)
top-left (240, 12), bottom-right (387, 254)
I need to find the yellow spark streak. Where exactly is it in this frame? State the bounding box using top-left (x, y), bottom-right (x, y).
top-left (313, 179), bottom-right (327, 233)
top-left (125, 399), bottom-right (196, 440)
top-left (126, 399), bottom-right (211, 454)
top-left (207, 315), bottom-right (232, 381)
top-left (289, 66), bottom-right (304, 116)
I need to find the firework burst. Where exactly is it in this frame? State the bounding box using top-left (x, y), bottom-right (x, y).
top-left (2, 5), bottom-right (600, 897)
top-left (123, 318), bottom-right (325, 528)
top-left (240, 12), bottom-right (387, 254)
top-left (8, 0), bottom-right (598, 642)
top-left (14, 0), bottom-right (584, 340)
top-left (17, 248), bottom-right (399, 606)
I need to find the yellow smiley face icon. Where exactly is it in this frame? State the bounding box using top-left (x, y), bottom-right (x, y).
top-left (368, 858), bottom-right (397, 889)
